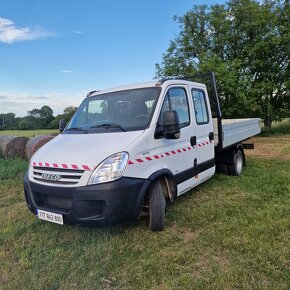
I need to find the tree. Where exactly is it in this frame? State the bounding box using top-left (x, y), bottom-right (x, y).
top-left (156, 0), bottom-right (290, 127)
top-left (40, 106), bottom-right (54, 121)
top-left (18, 118), bottom-right (31, 130)
top-left (47, 106), bottom-right (77, 129)
top-left (0, 113), bottom-right (16, 128)
top-left (27, 105), bottom-right (54, 129)
top-left (63, 106), bottom-right (77, 120)
top-left (27, 108), bottom-right (41, 119)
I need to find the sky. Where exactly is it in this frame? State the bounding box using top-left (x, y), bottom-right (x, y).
top-left (0, 0), bottom-right (225, 117)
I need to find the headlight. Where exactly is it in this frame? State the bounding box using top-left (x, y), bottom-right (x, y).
top-left (87, 152), bottom-right (129, 185)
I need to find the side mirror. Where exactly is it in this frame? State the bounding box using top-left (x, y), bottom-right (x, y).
top-left (59, 119), bottom-right (66, 133)
top-left (162, 110), bottom-right (180, 139)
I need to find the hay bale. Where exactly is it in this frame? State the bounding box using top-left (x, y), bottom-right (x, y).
top-left (0, 135), bottom-right (29, 159)
top-left (26, 134), bottom-right (57, 160)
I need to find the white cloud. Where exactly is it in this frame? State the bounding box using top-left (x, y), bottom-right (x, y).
top-left (73, 31), bottom-right (84, 34)
top-left (0, 91), bottom-right (84, 116)
top-left (61, 70), bottom-right (74, 73)
top-left (0, 17), bottom-right (54, 44)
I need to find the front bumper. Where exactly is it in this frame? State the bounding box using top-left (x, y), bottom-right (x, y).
top-left (23, 173), bottom-right (149, 226)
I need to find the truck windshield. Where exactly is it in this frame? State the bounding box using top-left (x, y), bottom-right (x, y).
top-left (64, 87), bottom-right (161, 133)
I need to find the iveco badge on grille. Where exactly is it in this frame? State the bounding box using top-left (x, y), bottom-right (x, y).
top-left (41, 173), bottom-right (62, 181)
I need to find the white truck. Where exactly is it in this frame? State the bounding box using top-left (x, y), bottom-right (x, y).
top-left (24, 73), bottom-right (260, 231)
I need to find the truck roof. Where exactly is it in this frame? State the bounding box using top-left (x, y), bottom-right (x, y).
top-left (88, 79), bottom-right (206, 98)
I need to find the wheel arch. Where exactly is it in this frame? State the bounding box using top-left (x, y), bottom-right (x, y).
top-left (148, 169), bottom-right (177, 201)
top-left (216, 143), bottom-right (245, 165)
top-left (134, 169), bottom-right (177, 217)
top-left (215, 143), bottom-right (246, 174)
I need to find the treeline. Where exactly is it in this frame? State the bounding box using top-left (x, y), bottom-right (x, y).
top-left (156, 0), bottom-right (290, 128)
top-left (0, 106), bottom-right (77, 130)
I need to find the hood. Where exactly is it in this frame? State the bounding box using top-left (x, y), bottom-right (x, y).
top-left (31, 131), bottom-right (143, 171)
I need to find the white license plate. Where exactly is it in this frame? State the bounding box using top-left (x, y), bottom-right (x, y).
top-left (37, 209), bottom-right (63, 225)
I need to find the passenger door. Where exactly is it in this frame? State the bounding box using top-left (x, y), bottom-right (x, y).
top-left (157, 86), bottom-right (197, 195)
top-left (190, 88), bottom-right (215, 179)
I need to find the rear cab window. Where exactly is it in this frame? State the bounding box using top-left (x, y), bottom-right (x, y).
top-left (191, 89), bottom-right (209, 125)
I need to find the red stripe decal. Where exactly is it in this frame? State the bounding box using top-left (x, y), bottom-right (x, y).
top-left (45, 162), bottom-right (49, 167)
top-left (125, 141), bottom-right (216, 166)
top-left (72, 164), bottom-right (78, 169)
top-left (38, 162), bottom-right (42, 167)
top-left (53, 163), bottom-right (58, 168)
top-left (82, 165), bottom-right (90, 170)
top-left (62, 164), bottom-right (68, 169)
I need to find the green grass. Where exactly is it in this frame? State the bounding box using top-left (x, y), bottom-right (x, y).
top-left (261, 119), bottom-right (290, 137)
top-left (1, 142), bottom-right (290, 289)
top-left (0, 129), bottom-right (58, 138)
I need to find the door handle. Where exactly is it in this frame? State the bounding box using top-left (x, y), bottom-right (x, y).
top-left (209, 132), bottom-right (214, 141)
top-left (190, 136), bottom-right (197, 146)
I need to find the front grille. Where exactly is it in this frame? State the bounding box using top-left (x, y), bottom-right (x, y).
top-left (32, 166), bottom-right (84, 185)
top-left (33, 192), bottom-right (72, 211)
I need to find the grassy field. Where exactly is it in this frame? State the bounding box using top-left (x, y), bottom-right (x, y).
top-left (0, 129), bottom-right (58, 138)
top-left (1, 136), bottom-right (290, 289)
top-left (261, 119), bottom-right (290, 136)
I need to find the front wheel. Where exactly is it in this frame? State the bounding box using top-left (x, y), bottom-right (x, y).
top-left (228, 150), bottom-right (244, 176)
top-left (148, 181), bottom-right (166, 232)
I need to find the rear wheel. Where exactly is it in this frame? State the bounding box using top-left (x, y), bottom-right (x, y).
top-left (228, 150), bottom-right (244, 176)
top-left (148, 181), bottom-right (166, 232)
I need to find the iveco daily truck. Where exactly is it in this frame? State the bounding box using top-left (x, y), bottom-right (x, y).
top-left (24, 73), bottom-right (260, 231)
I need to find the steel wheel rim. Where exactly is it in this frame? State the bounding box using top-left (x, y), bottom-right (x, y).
top-left (236, 154), bottom-right (243, 174)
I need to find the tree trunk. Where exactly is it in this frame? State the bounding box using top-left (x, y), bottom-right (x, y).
top-left (264, 116), bottom-right (272, 129)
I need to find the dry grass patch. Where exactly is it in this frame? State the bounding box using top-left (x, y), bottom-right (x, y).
top-left (245, 136), bottom-right (290, 160)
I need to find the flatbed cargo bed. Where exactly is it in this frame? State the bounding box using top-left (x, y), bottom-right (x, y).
top-left (213, 118), bottom-right (261, 149)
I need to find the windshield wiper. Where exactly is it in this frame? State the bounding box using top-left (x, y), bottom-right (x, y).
top-left (65, 127), bottom-right (85, 132)
top-left (90, 123), bottom-right (127, 132)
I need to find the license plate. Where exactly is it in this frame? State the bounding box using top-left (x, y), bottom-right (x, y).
top-left (37, 209), bottom-right (63, 225)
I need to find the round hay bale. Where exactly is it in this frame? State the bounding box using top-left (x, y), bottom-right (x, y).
top-left (26, 134), bottom-right (56, 160)
top-left (0, 135), bottom-right (29, 159)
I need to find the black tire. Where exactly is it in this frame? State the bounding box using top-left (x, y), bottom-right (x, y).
top-left (228, 150), bottom-right (244, 176)
top-left (149, 181), bottom-right (166, 232)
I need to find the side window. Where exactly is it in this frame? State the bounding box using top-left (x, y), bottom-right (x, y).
top-left (192, 89), bottom-right (209, 125)
top-left (159, 87), bottom-right (190, 129)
